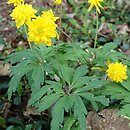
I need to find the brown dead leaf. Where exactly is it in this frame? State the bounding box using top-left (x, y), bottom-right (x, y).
top-left (0, 62), bottom-right (11, 76)
top-left (0, 61), bottom-right (11, 76)
top-left (98, 23), bottom-right (110, 35)
top-left (117, 24), bottom-right (129, 35)
top-left (0, 44), bottom-right (4, 51)
top-left (2, 102), bottom-right (11, 118)
top-left (125, 49), bottom-right (130, 57)
top-left (23, 106), bottom-right (41, 117)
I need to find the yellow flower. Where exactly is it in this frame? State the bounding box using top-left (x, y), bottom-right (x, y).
top-left (88, 0), bottom-right (103, 13)
top-left (28, 10), bottom-right (58, 46)
top-left (106, 62), bottom-right (127, 83)
top-left (7, 0), bottom-right (24, 6)
top-left (42, 9), bottom-right (59, 22)
top-left (10, 3), bottom-right (37, 28)
top-left (54, 0), bottom-right (62, 5)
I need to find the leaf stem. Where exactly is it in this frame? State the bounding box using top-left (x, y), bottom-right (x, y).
top-left (59, 3), bottom-right (62, 28)
top-left (94, 10), bottom-right (99, 49)
top-left (52, 45), bottom-right (65, 84)
top-left (23, 24), bottom-right (32, 49)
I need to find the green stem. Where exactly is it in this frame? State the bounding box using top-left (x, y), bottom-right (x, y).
top-left (58, 63), bottom-right (65, 84)
top-left (55, 5), bottom-right (58, 13)
top-left (94, 10), bottom-right (99, 49)
top-left (59, 3), bottom-right (63, 28)
top-left (57, 3), bottom-right (63, 45)
top-left (52, 45), bottom-right (65, 84)
top-left (23, 24), bottom-right (32, 49)
top-left (23, 24), bottom-right (28, 39)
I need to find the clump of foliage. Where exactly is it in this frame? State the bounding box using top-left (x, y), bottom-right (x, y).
top-left (2, 0), bottom-right (130, 130)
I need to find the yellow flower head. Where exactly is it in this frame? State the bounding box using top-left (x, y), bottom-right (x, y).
top-left (28, 10), bottom-right (58, 46)
top-left (106, 62), bottom-right (128, 83)
top-left (10, 3), bottom-right (37, 28)
top-left (88, 0), bottom-right (103, 13)
top-left (54, 0), bottom-right (62, 5)
top-left (7, 0), bottom-right (24, 6)
top-left (42, 9), bottom-right (59, 22)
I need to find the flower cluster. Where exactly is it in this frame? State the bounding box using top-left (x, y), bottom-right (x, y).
top-left (88, 0), bottom-right (103, 13)
top-left (106, 62), bottom-right (127, 83)
top-left (8, 0), bottom-right (59, 46)
top-left (28, 10), bottom-right (59, 46)
top-left (54, 0), bottom-right (62, 5)
top-left (10, 3), bottom-right (37, 28)
top-left (7, 0), bottom-right (24, 6)
top-left (8, 0), bottom-right (105, 46)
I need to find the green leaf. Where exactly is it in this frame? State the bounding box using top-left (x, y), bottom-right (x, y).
top-left (25, 124), bottom-right (33, 130)
top-left (73, 95), bottom-right (87, 130)
top-left (7, 117), bottom-right (23, 125)
top-left (45, 81), bottom-right (64, 93)
top-left (43, 63), bottom-right (54, 75)
top-left (79, 93), bottom-right (109, 111)
top-left (63, 116), bottom-right (76, 130)
top-left (0, 117), bottom-right (6, 128)
top-left (28, 85), bottom-right (50, 106)
top-left (69, 19), bottom-right (78, 28)
top-left (72, 76), bottom-right (90, 89)
top-left (79, 92), bottom-right (95, 101)
top-left (120, 104), bottom-right (130, 119)
top-left (121, 69), bottom-right (130, 91)
top-left (108, 52), bottom-right (123, 62)
top-left (63, 45), bottom-right (90, 64)
top-left (94, 96), bottom-right (109, 106)
top-left (120, 55), bottom-right (130, 66)
top-left (102, 42), bottom-right (118, 54)
top-left (103, 82), bottom-right (129, 100)
top-left (32, 65), bottom-right (44, 85)
top-left (51, 97), bottom-right (65, 130)
top-left (122, 96), bottom-right (130, 103)
top-left (31, 65), bottom-right (45, 92)
top-left (6, 44), bottom-right (54, 65)
top-left (84, 79), bottom-right (109, 91)
top-left (37, 93), bottom-right (61, 112)
top-left (74, 78), bottom-right (109, 93)
top-left (6, 49), bottom-right (34, 64)
top-left (93, 42), bottom-right (119, 64)
top-left (6, 126), bottom-right (14, 130)
top-left (10, 60), bottom-right (30, 76)
top-left (0, 36), bottom-right (5, 44)
top-left (79, 92), bottom-right (98, 111)
top-left (59, 65), bottom-right (74, 85)
top-left (63, 95), bottom-right (74, 112)
top-left (72, 65), bottom-right (88, 85)
top-left (34, 120), bottom-right (45, 130)
top-left (13, 96), bottom-right (21, 105)
top-left (37, 44), bottom-right (54, 60)
top-left (17, 83), bottom-right (23, 96)
top-left (8, 65), bottom-right (32, 100)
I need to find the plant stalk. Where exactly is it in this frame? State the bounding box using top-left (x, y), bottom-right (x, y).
top-left (24, 24), bottom-right (32, 49)
top-left (94, 10), bottom-right (99, 49)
